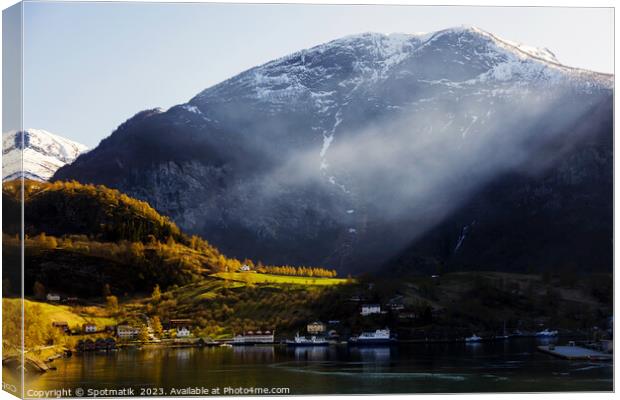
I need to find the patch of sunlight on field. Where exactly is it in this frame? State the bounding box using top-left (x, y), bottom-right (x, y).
top-left (211, 272), bottom-right (350, 286)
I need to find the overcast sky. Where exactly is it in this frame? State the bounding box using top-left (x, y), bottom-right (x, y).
top-left (6, 2), bottom-right (615, 147)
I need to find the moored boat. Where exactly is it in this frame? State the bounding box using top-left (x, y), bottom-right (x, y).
top-left (465, 334), bottom-right (482, 343)
top-left (535, 329), bottom-right (558, 337)
top-left (348, 328), bottom-right (396, 346)
top-left (286, 333), bottom-right (329, 347)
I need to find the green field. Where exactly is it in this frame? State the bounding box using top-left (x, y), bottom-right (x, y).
top-left (212, 272), bottom-right (350, 286)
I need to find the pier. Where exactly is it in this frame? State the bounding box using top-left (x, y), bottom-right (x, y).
top-left (537, 345), bottom-right (612, 361)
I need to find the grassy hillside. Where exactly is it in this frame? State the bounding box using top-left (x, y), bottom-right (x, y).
top-left (366, 271), bottom-right (613, 339)
top-left (123, 276), bottom-right (360, 340)
top-left (212, 272), bottom-right (349, 286)
top-left (2, 298), bottom-right (116, 355)
top-left (116, 270), bottom-right (611, 343)
top-left (3, 180), bottom-right (335, 296)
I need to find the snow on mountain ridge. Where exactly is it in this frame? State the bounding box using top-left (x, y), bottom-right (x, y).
top-left (2, 129), bottom-right (88, 181)
top-left (185, 27), bottom-right (611, 190)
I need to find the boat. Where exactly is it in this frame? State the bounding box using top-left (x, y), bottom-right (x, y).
top-left (348, 328), bottom-right (396, 346)
top-left (535, 329), bottom-right (558, 337)
top-left (465, 334), bottom-right (482, 343)
top-left (286, 333), bottom-right (328, 347)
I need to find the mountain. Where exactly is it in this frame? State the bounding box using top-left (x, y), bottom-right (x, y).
top-left (2, 129), bottom-right (88, 181)
top-left (53, 26), bottom-right (613, 274)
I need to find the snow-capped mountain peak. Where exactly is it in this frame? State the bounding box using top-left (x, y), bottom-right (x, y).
top-left (2, 129), bottom-right (88, 181)
top-left (192, 26), bottom-right (610, 108)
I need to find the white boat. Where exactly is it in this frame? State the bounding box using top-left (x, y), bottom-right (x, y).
top-left (348, 328), bottom-right (396, 346)
top-left (465, 334), bottom-right (482, 343)
top-left (286, 333), bottom-right (328, 346)
top-left (535, 329), bottom-right (558, 337)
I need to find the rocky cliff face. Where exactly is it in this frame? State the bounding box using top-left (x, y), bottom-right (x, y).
top-left (54, 27), bottom-right (613, 273)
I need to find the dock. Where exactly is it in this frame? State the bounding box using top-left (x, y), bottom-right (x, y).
top-left (537, 345), bottom-right (612, 361)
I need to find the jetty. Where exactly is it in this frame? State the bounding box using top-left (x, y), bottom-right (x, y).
top-left (537, 345), bottom-right (612, 361)
top-left (2, 355), bottom-right (53, 373)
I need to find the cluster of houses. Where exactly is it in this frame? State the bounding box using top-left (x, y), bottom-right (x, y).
top-left (306, 321), bottom-right (341, 341)
top-left (352, 293), bottom-right (436, 322)
top-left (50, 318), bottom-right (196, 342)
top-left (231, 321), bottom-right (341, 345)
top-left (358, 296), bottom-right (411, 316)
top-left (76, 338), bottom-right (116, 352)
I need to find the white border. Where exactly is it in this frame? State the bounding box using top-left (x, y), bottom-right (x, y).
top-left (0, 2), bottom-right (616, 400)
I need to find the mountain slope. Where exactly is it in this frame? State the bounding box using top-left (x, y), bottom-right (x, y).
top-left (2, 180), bottom-right (239, 296)
top-left (2, 129), bottom-right (88, 181)
top-left (53, 27), bottom-right (613, 274)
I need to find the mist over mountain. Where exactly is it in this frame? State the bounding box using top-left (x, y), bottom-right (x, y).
top-left (54, 27), bottom-right (613, 274)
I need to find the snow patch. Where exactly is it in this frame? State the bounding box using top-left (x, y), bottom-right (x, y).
top-left (2, 129), bottom-right (88, 181)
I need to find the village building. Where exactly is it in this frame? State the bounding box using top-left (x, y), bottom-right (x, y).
top-left (51, 321), bottom-right (69, 333)
top-left (387, 295), bottom-right (405, 311)
top-left (233, 329), bottom-right (275, 344)
top-left (360, 304), bottom-right (381, 316)
top-left (307, 321), bottom-right (326, 335)
top-left (82, 323), bottom-right (97, 333)
top-left (176, 327), bottom-right (191, 338)
top-left (117, 325), bottom-right (140, 339)
top-left (169, 319), bottom-right (193, 338)
top-left (46, 293), bottom-right (61, 302)
top-left (398, 311), bottom-right (417, 320)
top-left (240, 265), bottom-right (251, 272)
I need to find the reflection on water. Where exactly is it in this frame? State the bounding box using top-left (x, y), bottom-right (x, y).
top-left (293, 346), bottom-right (329, 361)
top-left (232, 345), bottom-right (275, 363)
top-left (15, 338), bottom-right (612, 396)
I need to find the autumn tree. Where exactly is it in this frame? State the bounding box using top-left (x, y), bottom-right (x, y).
top-left (106, 295), bottom-right (119, 314)
top-left (151, 316), bottom-right (163, 338)
top-left (152, 284), bottom-right (161, 303)
top-left (138, 324), bottom-right (150, 342)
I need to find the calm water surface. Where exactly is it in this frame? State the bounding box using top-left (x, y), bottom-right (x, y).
top-left (14, 338), bottom-right (613, 395)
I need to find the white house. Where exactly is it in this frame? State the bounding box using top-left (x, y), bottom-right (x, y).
top-left (360, 304), bottom-right (381, 316)
top-left (46, 293), bottom-right (61, 302)
top-left (176, 327), bottom-right (191, 338)
top-left (117, 325), bottom-right (140, 339)
top-left (82, 323), bottom-right (97, 333)
top-left (240, 265), bottom-right (251, 272)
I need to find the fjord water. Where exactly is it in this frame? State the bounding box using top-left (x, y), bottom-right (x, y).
top-left (21, 338), bottom-right (612, 395)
